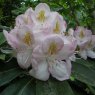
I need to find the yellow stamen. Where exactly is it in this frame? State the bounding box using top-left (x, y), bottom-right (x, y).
top-left (48, 42), bottom-right (57, 55)
top-left (37, 10), bottom-right (45, 22)
top-left (53, 21), bottom-right (60, 33)
top-left (79, 31), bottom-right (84, 38)
top-left (23, 32), bottom-right (32, 46)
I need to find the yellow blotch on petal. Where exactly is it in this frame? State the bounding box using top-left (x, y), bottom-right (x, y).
top-left (53, 21), bottom-right (60, 33)
top-left (23, 32), bottom-right (32, 46)
top-left (48, 42), bottom-right (57, 55)
top-left (24, 15), bottom-right (28, 24)
top-left (79, 31), bottom-right (84, 39)
top-left (37, 10), bottom-right (45, 22)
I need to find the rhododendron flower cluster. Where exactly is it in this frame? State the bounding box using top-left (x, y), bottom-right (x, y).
top-left (3, 3), bottom-right (95, 81)
top-left (68, 27), bottom-right (95, 60)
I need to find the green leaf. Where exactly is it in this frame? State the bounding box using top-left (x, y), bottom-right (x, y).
top-left (0, 54), bottom-right (5, 60)
top-left (36, 79), bottom-right (74, 95)
top-left (0, 59), bottom-right (23, 86)
top-left (1, 77), bottom-right (35, 95)
top-left (0, 32), bottom-right (6, 45)
top-left (0, 48), bottom-right (13, 54)
top-left (87, 85), bottom-right (95, 95)
top-left (0, 67), bottom-right (23, 86)
top-left (0, 58), bottom-right (18, 71)
top-left (72, 59), bottom-right (95, 86)
top-left (0, 25), bottom-right (10, 31)
top-left (73, 59), bottom-right (95, 70)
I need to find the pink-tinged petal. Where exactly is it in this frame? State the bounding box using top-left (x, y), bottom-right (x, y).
top-left (16, 8), bottom-right (34, 27)
top-left (32, 45), bottom-right (45, 61)
top-left (3, 30), bottom-right (19, 49)
top-left (33, 27), bottom-right (52, 45)
top-left (29, 60), bottom-right (50, 81)
top-left (35, 3), bottom-right (50, 16)
top-left (16, 14), bottom-right (25, 26)
top-left (49, 60), bottom-right (71, 81)
top-left (74, 26), bottom-right (92, 42)
top-left (17, 25), bottom-right (34, 48)
top-left (78, 40), bottom-right (89, 51)
top-left (49, 12), bottom-right (67, 33)
top-left (34, 3), bottom-right (50, 24)
top-left (25, 8), bottom-right (34, 25)
top-left (41, 34), bottom-right (64, 55)
top-left (87, 50), bottom-right (95, 58)
top-left (17, 50), bottom-right (32, 69)
top-left (56, 37), bottom-right (77, 60)
top-left (79, 50), bottom-right (87, 60)
top-left (25, 7), bottom-right (34, 15)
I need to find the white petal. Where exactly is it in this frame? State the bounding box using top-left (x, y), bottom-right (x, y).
top-left (32, 45), bottom-right (45, 61)
top-left (35, 3), bottom-right (50, 15)
top-left (29, 60), bottom-right (50, 81)
top-left (16, 15), bottom-right (25, 26)
top-left (17, 50), bottom-right (32, 69)
top-left (49, 60), bottom-right (71, 81)
top-left (25, 8), bottom-right (34, 25)
top-left (50, 12), bottom-right (67, 33)
top-left (34, 3), bottom-right (50, 24)
top-left (69, 54), bottom-right (76, 62)
top-left (87, 50), bottom-right (95, 58)
top-left (17, 25), bottom-right (34, 48)
top-left (68, 28), bottom-right (74, 36)
top-left (16, 9), bottom-right (34, 26)
top-left (79, 50), bottom-right (87, 60)
top-left (56, 36), bottom-right (77, 60)
top-left (3, 30), bottom-right (19, 49)
top-left (74, 26), bottom-right (92, 44)
top-left (41, 34), bottom-right (64, 55)
top-left (25, 7), bottom-right (34, 15)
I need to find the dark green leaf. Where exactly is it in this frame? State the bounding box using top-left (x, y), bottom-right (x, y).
top-left (72, 59), bottom-right (95, 86)
top-left (0, 54), bottom-right (5, 60)
top-left (36, 79), bottom-right (74, 95)
top-left (0, 67), bottom-right (23, 86)
top-left (1, 77), bottom-right (35, 95)
top-left (0, 32), bottom-right (6, 45)
top-left (87, 85), bottom-right (95, 95)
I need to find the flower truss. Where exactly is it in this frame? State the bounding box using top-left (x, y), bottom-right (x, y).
top-left (3, 3), bottom-right (95, 81)
top-left (68, 27), bottom-right (95, 59)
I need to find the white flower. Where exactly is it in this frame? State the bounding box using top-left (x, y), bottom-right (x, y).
top-left (3, 3), bottom-right (77, 81)
top-left (29, 34), bottom-right (76, 81)
top-left (68, 26), bottom-right (95, 59)
top-left (3, 26), bottom-right (35, 69)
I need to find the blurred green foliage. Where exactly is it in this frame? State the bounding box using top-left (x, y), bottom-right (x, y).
top-left (0, 0), bottom-right (95, 31)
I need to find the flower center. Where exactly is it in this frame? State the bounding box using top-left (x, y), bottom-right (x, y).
top-left (53, 21), bottom-right (60, 33)
top-left (48, 42), bottom-right (57, 55)
top-left (79, 31), bottom-right (84, 39)
top-left (23, 32), bottom-right (32, 46)
top-left (37, 10), bottom-right (45, 22)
